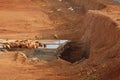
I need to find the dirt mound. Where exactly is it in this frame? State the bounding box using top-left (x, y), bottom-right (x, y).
top-left (55, 5), bottom-right (120, 80)
top-left (0, 52), bottom-right (27, 63)
top-left (48, 0), bottom-right (120, 79)
top-left (15, 52), bottom-right (28, 63)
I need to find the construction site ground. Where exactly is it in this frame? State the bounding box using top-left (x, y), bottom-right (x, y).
top-left (0, 0), bottom-right (120, 80)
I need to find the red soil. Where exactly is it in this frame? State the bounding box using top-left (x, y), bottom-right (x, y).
top-left (0, 0), bottom-right (120, 80)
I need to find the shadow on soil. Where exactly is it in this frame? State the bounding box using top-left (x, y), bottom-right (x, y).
top-left (60, 42), bottom-right (90, 63)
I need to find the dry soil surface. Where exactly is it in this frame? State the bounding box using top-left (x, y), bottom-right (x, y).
top-left (0, 0), bottom-right (120, 80)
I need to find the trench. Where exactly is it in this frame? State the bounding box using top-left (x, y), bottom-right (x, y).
top-left (31, 41), bottom-right (90, 63)
top-left (5, 40), bottom-right (90, 63)
top-left (20, 43), bottom-right (90, 63)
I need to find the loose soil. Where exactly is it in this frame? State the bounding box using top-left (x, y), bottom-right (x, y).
top-left (0, 0), bottom-right (120, 80)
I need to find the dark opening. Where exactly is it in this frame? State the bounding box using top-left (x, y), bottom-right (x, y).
top-left (60, 42), bottom-right (90, 63)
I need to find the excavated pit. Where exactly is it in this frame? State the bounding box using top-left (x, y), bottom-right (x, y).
top-left (23, 40), bottom-right (71, 61)
top-left (0, 0), bottom-right (107, 63)
top-left (0, 39), bottom-right (90, 63)
top-left (21, 41), bottom-right (91, 63)
top-left (0, 0), bottom-right (120, 80)
top-left (60, 42), bottom-right (90, 63)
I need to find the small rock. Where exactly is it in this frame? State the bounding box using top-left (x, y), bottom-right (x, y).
top-left (102, 64), bottom-right (107, 68)
top-left (57, 8), bottom-right (62, 11)
top-left (68, 7), bottom-right (74, 11)
top-left (31, 57), bottom-right (39, 62)
top-left (54, 34), bottom-right (59, 39)
top-left (58, 0), bottom-right (62, 2)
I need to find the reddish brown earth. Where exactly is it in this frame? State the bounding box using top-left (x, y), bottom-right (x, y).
top-left (0, 0), bottom-right (120, 80)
